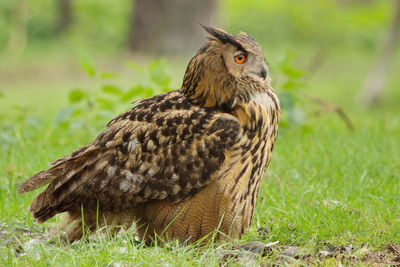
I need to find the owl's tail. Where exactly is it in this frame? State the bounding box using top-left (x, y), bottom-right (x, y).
top-left (18, 144), bottom-right (95, 194)
top-left (18, 144), bottom-right (100, 223)
top-left (19, 163), bottom-right (81, 223)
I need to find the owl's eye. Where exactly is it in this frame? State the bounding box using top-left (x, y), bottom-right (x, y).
top-left (234, 53), bottom-right (247, 64)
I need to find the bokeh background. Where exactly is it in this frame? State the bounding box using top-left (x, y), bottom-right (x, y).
top-left (1, 0), bottom-right (399, 116)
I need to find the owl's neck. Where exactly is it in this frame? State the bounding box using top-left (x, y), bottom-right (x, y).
top-left (181, 59), bottom-right (237, 110)
top-left (181, 77), bottom-right (236, 110)
top-left (181, 78), bottom-right (277, 113)
top-left (231, 90), bottom-right (280, 131)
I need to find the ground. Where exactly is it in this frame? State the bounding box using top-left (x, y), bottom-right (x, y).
top-left (0, 45), bottom-right (399, 265)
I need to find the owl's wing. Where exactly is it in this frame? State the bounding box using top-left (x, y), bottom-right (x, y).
top-left (19, 92), bottom-right (242, 223)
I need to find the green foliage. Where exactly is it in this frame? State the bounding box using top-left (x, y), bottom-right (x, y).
top-left (70, 0), bottom-right (131, 49)
top-left (0, 0), bottom-right (131, 52)
top-left (79, 55), bottom-right (97, 77)
top-left (225, 0), bottom-right (389, 51)
top-left (55, 58), bottom-right (172, 134)
top-left (273, 53), bottom-right (308, 129)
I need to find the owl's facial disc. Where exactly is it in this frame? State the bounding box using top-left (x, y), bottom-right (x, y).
top-left (233, 49), bottom-right (268, 82)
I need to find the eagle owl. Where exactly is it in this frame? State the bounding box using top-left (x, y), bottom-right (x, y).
top-left (19, 26), bottom-right (280, 243)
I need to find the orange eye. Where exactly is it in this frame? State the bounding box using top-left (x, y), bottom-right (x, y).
top-left (234, 54), bottom-right (247, 64)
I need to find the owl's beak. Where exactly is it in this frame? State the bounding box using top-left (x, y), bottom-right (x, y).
top-left (250, 62), bottom-right (268, 81)
top-left (259, 67), bottom-right (267, 80)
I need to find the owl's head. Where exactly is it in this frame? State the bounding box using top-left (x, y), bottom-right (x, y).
top-left (182, 25), bottom-right (270, 109)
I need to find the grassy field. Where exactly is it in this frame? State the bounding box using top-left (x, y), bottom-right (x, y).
top-left (1, 42), bottom-right (400, 265)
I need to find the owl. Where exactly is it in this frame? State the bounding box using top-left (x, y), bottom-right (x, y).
top-left (18, 25), bottom-right (280, 244)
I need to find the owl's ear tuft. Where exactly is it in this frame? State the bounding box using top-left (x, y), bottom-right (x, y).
top-left (200, 24), bottom-right (244, 51)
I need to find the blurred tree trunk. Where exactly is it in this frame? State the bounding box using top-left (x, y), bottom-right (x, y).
top-left (55, 0), bottom-right (73, 33)
top-left (128, 0), bottom-right (218, 55)
top-left (360, 0), bottom-right (400, 106)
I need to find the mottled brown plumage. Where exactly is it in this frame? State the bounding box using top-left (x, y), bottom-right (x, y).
top-left (18, 25), bottom-right (280, 243)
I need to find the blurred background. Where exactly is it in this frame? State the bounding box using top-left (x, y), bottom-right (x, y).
top-left (0, 0), bottom-right (399, 129)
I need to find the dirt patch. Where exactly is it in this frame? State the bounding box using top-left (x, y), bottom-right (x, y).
top-left (216, 241), bottom-right (400, 266)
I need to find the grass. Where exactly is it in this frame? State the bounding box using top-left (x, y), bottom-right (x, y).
top-left (0, 45), bottom-right (400, 265)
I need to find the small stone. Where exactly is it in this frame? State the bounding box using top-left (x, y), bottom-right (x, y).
top-left (216, 249), bottom-right (257, 266)
top-left (23, 238), bottom-right (42, 250)
top-left (282, 246), bottom-right (300, 257)
top-left (318, 250), bottom-right (331, 257)
top-left (239, 241), bottom-right (278, 256)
